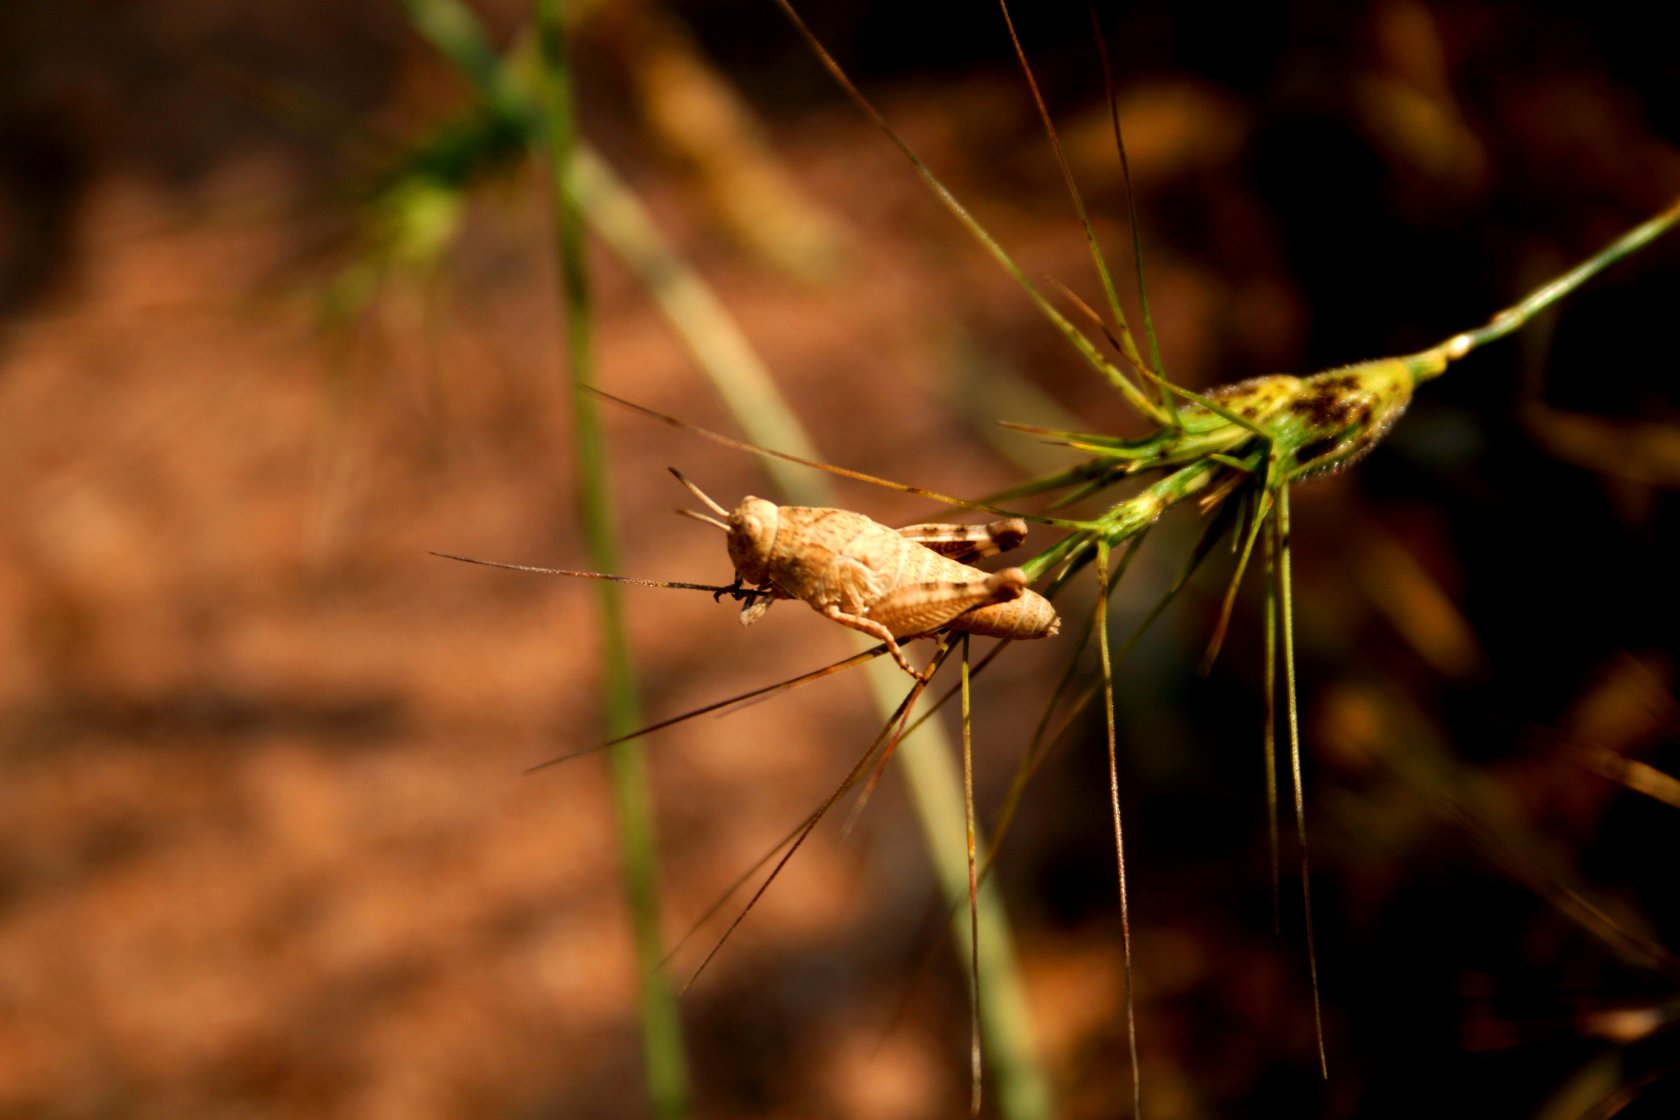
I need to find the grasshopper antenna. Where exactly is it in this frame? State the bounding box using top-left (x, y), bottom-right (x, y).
top-left (429, 552), bottom-right (746, 597)
top-left (674, 508), bottom-right (730, 532)
top-left (593, 386), bottom-right (1081, 526)
top-left (668, 467), bottom-right (732, 530)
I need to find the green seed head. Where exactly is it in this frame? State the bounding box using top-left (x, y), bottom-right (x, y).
top-left (1269, 358), bottom-right (1417, 477)
top-left (1083, 359), bottom-right (1420, 481)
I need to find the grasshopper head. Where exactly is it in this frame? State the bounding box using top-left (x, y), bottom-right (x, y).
top-left (668, 470), bottom-right (779, 587)
top-left (726, 497), bottom-right (780, 585)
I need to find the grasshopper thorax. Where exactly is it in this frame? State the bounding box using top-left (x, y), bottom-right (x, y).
top-left (726, 496), bottom-right (781, 586)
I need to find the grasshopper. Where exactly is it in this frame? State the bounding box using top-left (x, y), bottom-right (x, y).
top-left (672, 470), bottom-right (1060, 678)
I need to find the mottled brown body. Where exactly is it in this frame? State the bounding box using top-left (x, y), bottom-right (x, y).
top-left (720, 495), bottom-right (1060, 677)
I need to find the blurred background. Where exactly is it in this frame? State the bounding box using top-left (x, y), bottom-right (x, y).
top-left (1, 0), bottom-right (1677, 1117)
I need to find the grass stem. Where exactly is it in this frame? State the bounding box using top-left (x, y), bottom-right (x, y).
top-left (535, 2), bottom-right (690, 1115)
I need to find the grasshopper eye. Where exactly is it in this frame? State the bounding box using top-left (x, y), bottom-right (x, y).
top-left (732, 511), bottom-right (762, 549)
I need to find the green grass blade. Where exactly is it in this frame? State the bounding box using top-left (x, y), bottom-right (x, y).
top-left (534, 3), bottom-right (689, 1115)
top-left (406, 0), bottom-right (522, 108)
top-left (767, 0), bottom-right (1171, 427)
top-left (995, 2), bottom-right (1157, 406)
top-left (1085, 3), bottom-right (1174, 423)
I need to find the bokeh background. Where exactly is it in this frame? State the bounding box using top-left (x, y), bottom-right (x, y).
top-left (1, 1), bottom-right (1677, 1117)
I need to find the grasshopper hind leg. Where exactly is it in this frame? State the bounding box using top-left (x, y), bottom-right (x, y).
top-left (868, 569), bottom-right (1028, 637)
top-left (820, 570), bottom-right (1027, 679)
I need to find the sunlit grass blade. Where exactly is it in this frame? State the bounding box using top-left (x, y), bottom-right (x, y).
top-left (960, 635), bottom-right (984, 1117)
top-left (560, 148), bottom-right (827, 507)
top-left (1558, 739), bottom-right (1680, 811)
top-left (888, 671), bottom-right (1052, 1120)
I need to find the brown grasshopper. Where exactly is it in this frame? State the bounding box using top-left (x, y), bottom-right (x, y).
top-left (672, 470), bottom-right (1060, 678)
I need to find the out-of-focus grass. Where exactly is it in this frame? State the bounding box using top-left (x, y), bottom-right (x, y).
top-left (381, 2), bottom-right (1054, 1116)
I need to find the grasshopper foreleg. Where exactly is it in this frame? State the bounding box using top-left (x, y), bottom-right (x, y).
top-left (713, 576), bottom-right (783, 627)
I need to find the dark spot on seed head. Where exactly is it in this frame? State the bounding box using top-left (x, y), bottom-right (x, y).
top-left (1294, 379), bottom-right (1374, 430)
top-left (1294, 436), bottom-right (1341, 468)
